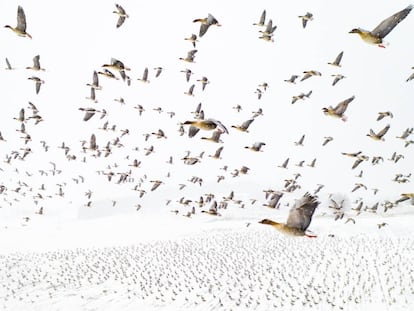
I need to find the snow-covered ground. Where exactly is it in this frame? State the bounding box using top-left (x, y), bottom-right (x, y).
top-left (1, 201), bottom-right (413, 311)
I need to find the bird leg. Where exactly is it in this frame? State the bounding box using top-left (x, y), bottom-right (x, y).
top-left (341, 115), bottom-right (347, 122)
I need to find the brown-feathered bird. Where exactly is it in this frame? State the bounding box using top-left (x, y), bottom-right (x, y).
top-left (259, 192), bottom-right (319, 237)
top-left (349, 5), bottom-right (413, 47)
top-left (322, 95), bottom-right (355, 121)
top-left (5, 6), bottom-right (32, 39)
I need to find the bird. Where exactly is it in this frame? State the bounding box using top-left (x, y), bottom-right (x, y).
top-left (137, 67), bottom-right (150, 83)
top-left (406, 67), bottom-right (414, 82)
top-left (278, 158), bottom-right (289, 169)
top-left (298, 12), bottom-right (313, 28)
top-left (184, 34), bottom-right (198, 48)
top-left (26, 55), bottom-right (45, 71)
top-left (28, 77), bottom-right (44, 94)
top-left (294, 134), bottom-right (305, 146)
top-left (193, 13), bottom-right (221, 37)
top-left (184, 84), bottom-right (195, 96)
top-left (349, 4), bottom-right (413, 47)
top-left (322, 136), bottom-right (333, 146)
top-left (301, 70), bottom-right (322, 82)
top-left (284, 75), bottom-right (299, 84)
top-left (209, 146), bottom-right (224, 159)
top-left (253, 10), bottom-right (266, 26)
top-left (331, 74), bottom-right (346, 86)
top-left (102, 58), bottom-right (130, 81)
top-left (79, 107), bottom-right (101, 122)
top-left (5, 58), bottom-right (14, 70)
top-left (154, 67), bottom-right (163, 78)
top-left (376, 111), bottom-right (393, 121)
top-left (150, 180), bottom-right (163, 191)
top-left (5, 6), bottom-right (32, 39)
top-left (259, 192), bottom-right (319, 237)
top-left (322, 95), bottom-right (355, 121)
top-left (179, 50), bottom-right (198, 63)
top-left (86, 71), bottom-right (102, 90)
top-left (98, 69), bottom-right (119, 80)
top-left (245, 142), bottom-right (266, 152)
top-left (231, 119), bottom-right (254, 132)
top-left (184, 119), bottom-right (228, 136)
top-left (201, 130), bottom-right (223, 143)
top-left (181, 68), bottom-right (194, 82)
top-left (113, 4), bottom-right (129, 28)
top-left (327, 51), bottom-right (344, 67)
top-left (197, 76), bottom-right (210, 91)
top-left (367, 124), bottom-right (390, 141)
top-left (352, 155), bottom-right (369, 170)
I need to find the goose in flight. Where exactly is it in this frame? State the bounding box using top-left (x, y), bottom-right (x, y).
top-left (349, 5), bottom-right (413, 47)
top-left (328, 51), bottom-right (344, 67)
top-left (322, 95), bottom-right (355, 121)
top-left (253, 10), bottom-right (266, 26)
top-left (259, 192), bottom-right (319, 237)
top-left (367, 124), bottom-right (390, 141)
top-left (113, 4), bottom-right (129, 28)
top-left (298, 12), bottom-right (313, 28)
top-left (193, 13), bottom-right (221, 37)
top-left (5, 6), bottom-right (32, 39)
top-left (26, 55), bottom-right (45, 71)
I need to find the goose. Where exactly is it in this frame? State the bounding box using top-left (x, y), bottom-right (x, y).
top-left (349, 5), bottom-right (413, 47)
top-left (259, 192), bottom-right (319, 237)
top-left (5, 6), bottom-right (32, 39)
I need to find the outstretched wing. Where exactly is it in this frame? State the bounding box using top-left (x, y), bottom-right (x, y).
top-left (371, 5), bottom-right (413, 39)
top-left (286, 192), bottom-right (319, 230)
top-left (334, 95), bottom-right (355, 114)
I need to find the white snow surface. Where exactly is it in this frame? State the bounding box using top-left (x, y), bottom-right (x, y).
top-left (1, 201), bottom-right (413, 311)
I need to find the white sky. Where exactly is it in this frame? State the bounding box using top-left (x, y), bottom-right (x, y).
top-left (0, 0), bottom-right (414, 221)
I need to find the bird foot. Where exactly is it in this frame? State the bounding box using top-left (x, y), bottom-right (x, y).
top-left (341, 116), bottom-right (347, 122)
top-left (305, 234), bottom-right (317, 238)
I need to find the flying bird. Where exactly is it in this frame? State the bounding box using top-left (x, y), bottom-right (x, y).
top-left (367, 124), bottom-right (390, 141)
top-left (298, 12), bottom-right (313, 28)
top-left (322, 95), bottom-right (355, 121)
top-left (253, 10), bottom-right (266, 26)
top-left (327, 51), bottom-right (344, 67)
top-left (259, 192), bottom-right (319, 237)
top-left (113, 4), bottom-right (129, 28)
top-left (349, 4), bottom-right (413, 47)
top-left (26, 55), bottom-right (45, 71)
top-left (193, 13), bottom-right (221, 37)
top-left (5, 6), bottom-right (32, 39)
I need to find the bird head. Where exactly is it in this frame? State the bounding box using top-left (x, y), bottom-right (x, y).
top-left (258, 219), bottom-right (277, 225)
top-left (349, 28), bottom-right (361, 34)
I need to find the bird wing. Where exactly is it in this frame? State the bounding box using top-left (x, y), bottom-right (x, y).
top-left (334, 96), bottom-right (355, 114)
top-left (142, 67), bottom-right (149, 81)
top-left (117, 16), bottom-right (126, 28)
top-left (241, 119), bottom-right (254, 130)
top-left (17, 6), bottom-right (27, 32)
top-left (334, 51), bottom-right (344, 65)
top-left (199, 24), bottom-right (211, 37)
top-left (116, 4), bottom-right (126, 15)
top-left (377, 124), bottom-right (390, 138)
top-left (259, 10), bottom-right (266, 24)
top-left (33, 55), bottom-right (40, 69)
top-left (90, 134), bottom-right (97, 149)
top-left (83, 111), bottom-right (95, 122)
top-left (371, 5), bottom-right (413, 39)
top-left (211, 119), bottom-right (228, 134)
top-left (188, 125), bottom-right (200, 138)
top-left (214, 146), bottom-right (224, 157)
top-left (5, 58), bottom-right (12, 70)
top-left (352, 158), bottom-right (363, 169)
top-left (35, 81), bottom-right (41, 94)
top-left (286, 193), bottom-right (319, 230)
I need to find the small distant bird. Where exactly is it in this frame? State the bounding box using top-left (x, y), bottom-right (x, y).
top-left (327, 51), bottom-right (344, 67)
top-left (352, 155), bottom-right (369, 169)
top-left (154, 67), bottom-right (163, 78)
top-left (184, 119), bottom-right (228, 137)
top-left (294, 134), bottom-right (305, 146)
top-left (209, 146), bottom-right (224, 159)
top-left (181, 68), bottom-right (194, 82)
top-left (102, 58), bottom-right (130, 81)
top-left (231, 119), bottom-right (254, 132)
top-left (322, 95), bottom-right (355, 121)
top-left (253, 10), bottom-right (266, 26)
top-left (298, 12), bottom-right (313, 28)
top-left (301, 70), bottom-right (322, 82)
top-left (405, 67), bottom-right (414, 82)
top-left (179, 50), bottom-right (198, 63)
top-left (137, 67), bottom-right (150, 83)
top-left (259, 19), bottom-right (277, 41)
top-left (278, 158), bottom-right (289, 169)
top-left (331, 74), bottom-right (346, 86)
top-left (86, 71), bottom-right (101, 90)
top-left (259, 192), bottom-right (319, 237)
top-left (245, 142), bottom-right (266, 152)
top-left (284, 75), bottom-right (299, 84)
top-left (5, 58), bottom-right (14, 70)
top-left (113, 4), bottom-right (129, 28)
top-left (197, 76), bottom-right (210, 91)
top-left (376, 111), bottom-right (393, 121)
top-left (193, 13), bottom-right (221, 37)
top-left (367, 124), bottom-right (390, 141)
top-left (322, 136), bottom-right (333, 146)
top-left (349, 4), bottom-right (413, 47)
top-left (26, 55), bottom-right (45, 71)
top-left (185, 34), bottom-right (198, 48)
top-left (377, 222), bottom-right (388, 229)
top-left (201, 130), bottom-right (223, 143)
top-left (5, 6), bottom-right (32, 39)
top-left (28, 77), bottom-right (44, 94)
top-left (184, 84), bottom-right (195, 96)
top-left (150, 180), bottom-right (163, 191)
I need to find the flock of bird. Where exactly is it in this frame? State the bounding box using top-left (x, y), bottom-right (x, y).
top-left (0, 3), bottom-right (414, 235)
top-left (0, 229), bottom-right (413, 310)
